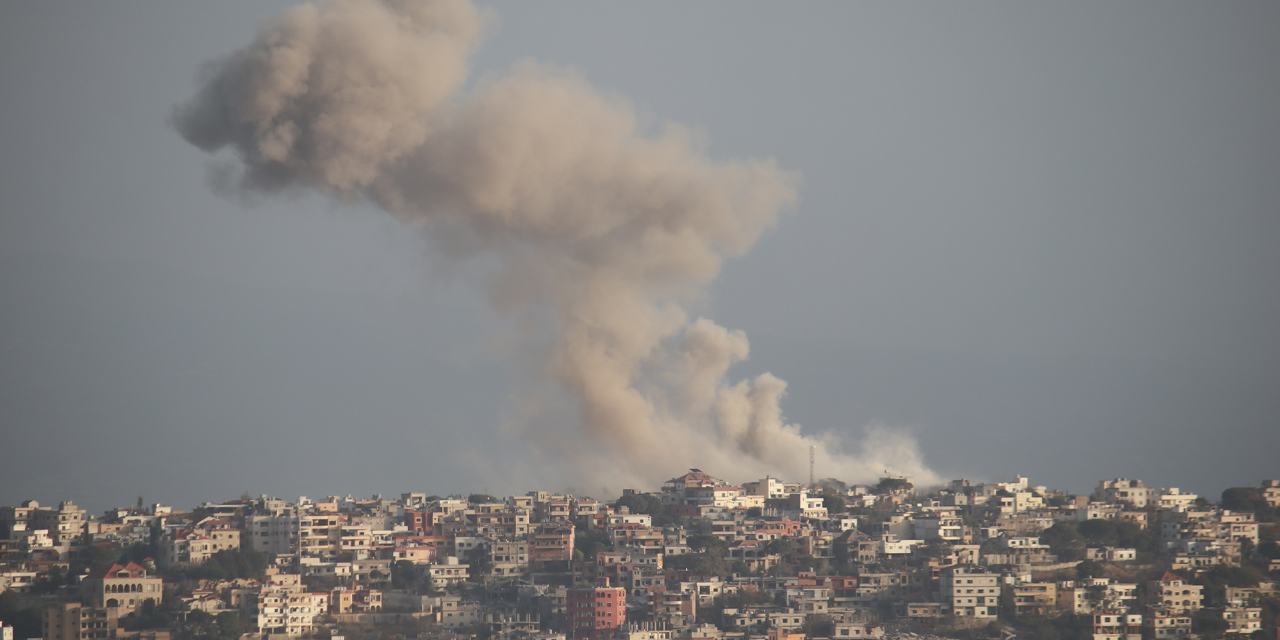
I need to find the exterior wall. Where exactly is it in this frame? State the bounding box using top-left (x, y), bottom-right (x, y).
top-left (43, 603), bottom-right (117, 640)
top-left (531, 524), bottom-right (575, 563)
top-left (1148, 575), bottom-right (1203, 612)
top-left (31, 502), bottom-right (87, 545)
top-left (82, 564), bottom-right (164, 616)
top-left (567, 580), bottom-right (626, 640)
top-left (940, 566), bottom-right (998, 618)
top-left (245, 514), bottom-right (299, 556)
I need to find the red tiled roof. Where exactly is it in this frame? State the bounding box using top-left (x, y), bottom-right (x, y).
top-left (86, 561), bottom-right (149, 580)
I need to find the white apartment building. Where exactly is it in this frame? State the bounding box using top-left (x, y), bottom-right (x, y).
top-left (940, 566), bottom-right (999, 618)
top-left (245, 513), bottom-right (299, 556)
top-left (1095, 479), bottom-right (1152, 508)
top-left (1158, 488), bottom-right (1198, 511)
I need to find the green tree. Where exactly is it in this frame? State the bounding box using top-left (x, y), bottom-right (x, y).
top-left (465, 544), bottom-right (494, 581)
top-left (121, 598), bottom-right (168, 631)
top-left (686, 534), bottom-right (726, 553)
top-left (876, 478), bottom-right (912, 493)
top-left (575, 529), bottom-right (612, 560)
top-left (920, 537), bottom-right (953, 559)
top-left (615, 493), bottom-right (663, 516)
top-left (0, 590), bottom-right (45, 640)
top-left (468, 494), bottom-right (499, 504)
top-left (392, 560), bottom-right (420, 592)
top-left (80, 544), bottom-right (120, 571)
top-left (822, 494), bottom-right (848, 515)
top-left (1192, 609), bottom-right (1229, 636)
top-left (802, 614), bottom-right (834, 638)
top-left (1040, 523), bottom-right (1082, 558)
top-left (1195, 565), bottom-right (1261, 590)
top-left (1076, 560), bottom-right (1105, 579)
top-left (765, 538), bottom-right (793, 557)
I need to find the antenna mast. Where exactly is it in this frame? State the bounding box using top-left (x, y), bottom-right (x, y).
top-left (809, 445), bottom-right (815, 488)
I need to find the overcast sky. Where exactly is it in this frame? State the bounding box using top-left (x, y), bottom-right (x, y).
top-left (2, 1), bottom-right (1278, 515)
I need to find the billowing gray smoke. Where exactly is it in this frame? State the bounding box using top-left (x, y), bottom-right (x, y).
top-left (175, 0), bottom-right (937, 489)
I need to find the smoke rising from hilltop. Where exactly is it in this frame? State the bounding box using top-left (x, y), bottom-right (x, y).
top-left (173, 0), bottom-right (937, 489)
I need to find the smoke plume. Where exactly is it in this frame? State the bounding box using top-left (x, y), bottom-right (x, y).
top-left (174, 0), bottom-right (937, 490)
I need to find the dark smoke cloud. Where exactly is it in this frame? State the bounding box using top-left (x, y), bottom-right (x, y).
top-left (175, 0), bottom-right (937, 489)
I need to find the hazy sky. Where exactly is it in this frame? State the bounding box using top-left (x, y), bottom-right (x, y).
top-left (2, 1), bottom-right (1278, 515)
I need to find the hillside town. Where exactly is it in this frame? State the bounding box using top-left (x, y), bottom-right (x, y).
top-left (2, 472), bottom-right (1278, 640)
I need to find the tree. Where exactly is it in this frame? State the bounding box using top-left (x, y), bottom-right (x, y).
top-left (1076, 560), bottom-right (1105, 579)
top-left (876, 478), bottom-right (912, 494)
top-left (615, 493), bottom-right (663, 516)
top-left (1192, 609), bottom-right (1229, 636)
top-left (822, 494), bottom-right (848, 515)
top-left (168, 547), bottom-right (268, 582)
top-left (1195, 565), bottom-right (1261, 590)
top-left (921, 537), bottom-right (953, 559)
top-left (1041, 523), bottom-right (1081, 558)
top-left (686, 534), bottom-right (726, 553)
top-left (766, 538), bottom-right (793, 557)
top-left (802, 614), bottom-right (834, 638)
top-left (120, 599), bottom-right (167, 631)
top-left (465, 544), bottom-right (494, 581)
top-left (392, 560), bottom-right (420, 592)
top-left (0, 590), bottom-right (45, 640)
top-left (468, 494), bottom-right (498, 504)
top-left (575, 529), bottom-right (612, 560)
top-left (80, 544), bottom-right (119, 571)
top-left (1222, 488), bottom-right (1261, 512)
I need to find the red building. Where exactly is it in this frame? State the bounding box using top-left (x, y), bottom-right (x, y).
top-left (567, 577), bottom-right (626, 640)
top-left (404, 510), bottom-right (433, 533)
top-left (530, 522), bottom-right (575, 564)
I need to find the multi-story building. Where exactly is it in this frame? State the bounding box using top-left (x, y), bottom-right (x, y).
top-left (1262, 480), bottom-right (1280, 508)
top-left (158, 520), bottom-right (241, 568)
top-left (1004, 582), bottom-right (1056, 617)
top-left (1090, 612), bottom-right (1141, 640)
top-left (2, 501), bottom-right (86, 545)
top-left (1094, 479), bottom-right (1151, 508)
top-left (298, 513), bottom-right (343, 558)
top-left (81, 562), bottom-right (164, 616)
top-left (1219, 607), bottom-right (1262, 635)
top-left (912, 516), bottom-right (963, 542)
top-left (426, 558), bottom-right (470, 589)
top-left (244, 513), bottom-right (299, 556)
top-left (1143, 607), bottom-right (1191, 639)
top-left (940, 565), bottom-right (998, 618)
top-left (42, 603), bottom-right (117, 640)
top-left (472, 511), bottom-right (530, 537)
top-left (1148, 573), bottom-right (1203, 613)
top-left (1157, 488), bottom-right (1198, 511)
top-left (567, 578), bottom-right (626, 640)
top-left (338, 523), bottom-right (373, 558)
top-left (530, 522), bottom-right (575, 564)
top-left (490, 540), bottom-right (529, 577)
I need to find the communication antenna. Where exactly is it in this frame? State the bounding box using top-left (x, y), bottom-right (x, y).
top-left (809, 445), bottom-right (815, 488)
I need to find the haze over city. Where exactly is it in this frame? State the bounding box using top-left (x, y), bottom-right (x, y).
top-left (2, 1), bottom-right (1279, 516)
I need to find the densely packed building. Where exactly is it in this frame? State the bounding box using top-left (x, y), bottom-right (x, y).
top-left (1, 474), bottom-right (1277, 640)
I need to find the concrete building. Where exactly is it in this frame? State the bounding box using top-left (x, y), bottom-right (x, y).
top-left (567, 578), bottom-right (626, 640)
top-left (1148, 573), bottom-right (1203, 613)
top-left (940, 565), bottom-right (999, 618)
top-left (43, 603), bottom-right (117, 640)
top-left (81, 563), bottom-right (163, 616)
top-left (1094, 479), bottom-right (1152, 508)
top-left (244, 513), bottom-right (299, 556)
